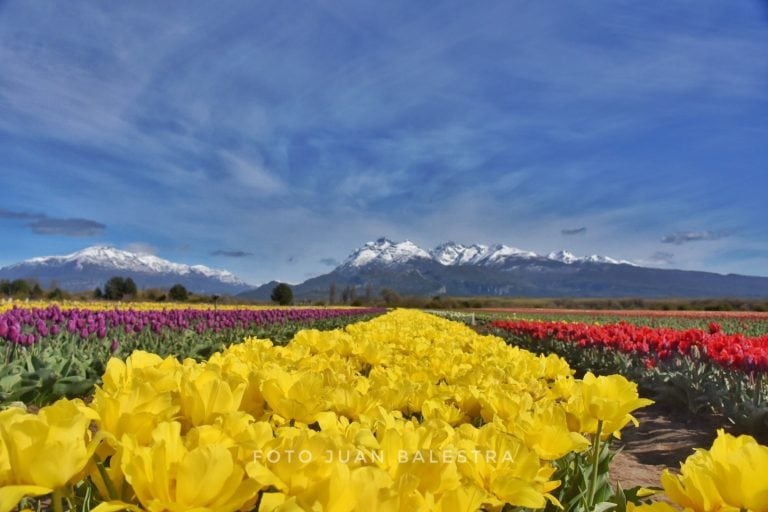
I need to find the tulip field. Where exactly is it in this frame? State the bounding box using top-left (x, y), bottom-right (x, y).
top-left (1, 305), bottom-right (768, 511)
top-left (0, 302), bottom-right (384, 406)
top-left (486, 313), bottom-right (768, 441)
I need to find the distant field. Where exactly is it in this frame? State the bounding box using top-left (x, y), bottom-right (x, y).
top-left (475, 307), bottom-right (768, 335)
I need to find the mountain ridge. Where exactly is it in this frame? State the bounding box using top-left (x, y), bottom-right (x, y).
top-left (241, 237), bottom-right (768, 300)
top-left (0, 246), bottom-right (251, 294)
top-left (342, 237), bottom-right (635, 268)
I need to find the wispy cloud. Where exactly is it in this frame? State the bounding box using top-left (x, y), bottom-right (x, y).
top-left (211, 250), bottom-right (254, 258)
top-left (28, 217), bottom-right (105, 237)
top-left (0, 208), bottom-right (40, 220)
top-left (0, 208), bottom-right (105, 237)
top-left (649, 251), bottom-right (675, 264)
top-left (220, 152), bottom-right (286, 196)
top-left (124, 242), bottom-right (158, 255)
top-left (661, 230), bottom-right (731, 245)
top-left (320, 258), bottom-right (339, 267)
top-left (562, 227), bottom-right (587, 236)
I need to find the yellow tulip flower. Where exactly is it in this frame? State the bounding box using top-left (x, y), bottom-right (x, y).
top-left (516, 403), bottom-right (591, 460)
top-left (570, 372), bottom-right (653, 438)
top-left (102, 350), bottom-right (182, 395)
top-left (658, 429), bottom-right (768, 512)
top-left (179, 369), bottom-right (247, 427)
top-left (120, 422), bottom-right (261, 512)
top-left (0, 399), bottom-right (101, 512)
top-left (260, 368), bottom-right (328, 424)
top-left (91, 380), bottom-right (179, 446)
top-left (455, 423), bottom-right (560, 509)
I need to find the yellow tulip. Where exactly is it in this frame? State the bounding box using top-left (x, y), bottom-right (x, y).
top-left (455, 423), bottom-right (560, 509)
top-left (260, 368), bottom-right (328, 424)
top-left (705, 429), bottom-right (768, 511)
top-left (421, 398), bottom-right (469, 426)
top-left (120, 421), bottom-right (260, 512)
top-left (570, 372), bottom-right (653, 438)
top-left (91, 381), bottom-right (179, 445)
top-left (659, 429), bottom-right (768, 512)
top-left (516, 403), bottom-right (591, 460)
top-left (102, 350), bottom-right (181, 395)
top-left (0, 399), bottom-right (101, 511)
top-left (179, 368), bottom-right (247, 427)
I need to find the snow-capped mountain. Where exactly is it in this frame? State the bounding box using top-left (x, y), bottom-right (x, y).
top-left (343, 238), bottom-right (431, 267)
top-left (431, 242), bottom-right (539, 266)
top-left (0, 246), bottom-right (251, 294)
top-left (342, 238), bottom-right (631, 269)
top-left (240, 237), bottom-right (768, 300)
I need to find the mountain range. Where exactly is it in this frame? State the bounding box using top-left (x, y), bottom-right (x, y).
top-left (0, 246), bottom-right (250, 295)
top-left (242, 238), bottom-right (768, 300)
top-left (2, 239), bottom-right (768, 299)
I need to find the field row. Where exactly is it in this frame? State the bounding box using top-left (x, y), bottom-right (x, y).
top-left (0, 304), bottom-right (383, 406)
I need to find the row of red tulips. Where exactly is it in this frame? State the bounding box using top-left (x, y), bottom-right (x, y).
top-left (490, 319), bottom-right (768, 374)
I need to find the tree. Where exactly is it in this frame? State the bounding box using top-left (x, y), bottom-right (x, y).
top-left (30, 283), bottom-right (44, 299)
top-left (47, 288), bottom-right (65, 300)
top-left (123, 277), bottom-right (138, 297)
top-left (168, 283), bottom-right (189, 301)
top-left (328, 282), bottom-right (337, 305)
top-left (93, 287), bottom-right (103, 299)
top-left (103, 276), bottom-right (137, 300)
top-left (10, 279), bottom-right (31, 298)
top-left (104, 277), bottom-right (126, 300)
top-left (380, 288), bottom-right (401, 306)
top-left (271, 283), bottom-right (293, 305)
top-left (364, 283), bottom-right (373, 304)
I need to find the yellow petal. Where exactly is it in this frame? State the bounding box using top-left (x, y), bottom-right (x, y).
top-left (0, 485), bottom-right (52, 512)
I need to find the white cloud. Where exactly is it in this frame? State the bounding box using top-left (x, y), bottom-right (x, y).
top-left (124, 242), bottom-right (158, 255)
top-left (220, 152), bottom-right (286, 195)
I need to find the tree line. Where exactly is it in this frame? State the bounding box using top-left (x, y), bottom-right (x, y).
top-left (1, 277), bottom-right (192, 302)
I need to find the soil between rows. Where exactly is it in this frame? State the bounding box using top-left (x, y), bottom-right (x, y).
top-left (610, 401), bottom-right (728, 490)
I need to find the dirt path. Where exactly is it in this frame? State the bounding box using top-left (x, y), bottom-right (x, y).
top-left (610, 402), bottom-right (727, 489)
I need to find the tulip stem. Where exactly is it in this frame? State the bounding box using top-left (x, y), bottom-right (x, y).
top-left (52, 488), bottom-right (64, 512)
top-left (93, 453), bottom-right (119, 500)
top-left (588, 420), bottom-right (603, 508)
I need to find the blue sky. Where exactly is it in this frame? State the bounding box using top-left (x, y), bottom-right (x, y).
top-left (1, 1), bottom-right (767, 285)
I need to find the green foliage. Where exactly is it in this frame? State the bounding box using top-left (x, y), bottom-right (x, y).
top-left (30, 282), bottom-right (44, 299)
top-left (103, 276), bottom-right (138, 300)
top-left (47, 287), bottom-right (67, 300)
top-left (123, 277), bottom-right (138, 297)
top-left (271, 282), bottom-right (293, 305)
top-left (0, 279), bottom-right (31, 298)
top-left (0, 313), bottom-right (381, 407)
top-left (168, 283), bottom-right (189, 301)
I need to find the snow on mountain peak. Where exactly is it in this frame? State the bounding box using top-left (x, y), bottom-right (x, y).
top-left (479, 244), bottom-right (539, 265)
top-left (547, 250), bottom-right (579, 264)
top-left (343, 238), bottom-right (432, 267)
top-left (343, 239), bottom-right (630, 269)
top-left (23, 246), bottom-right (246, 285)
top-left (430, 242), bottom-right (489, 265)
